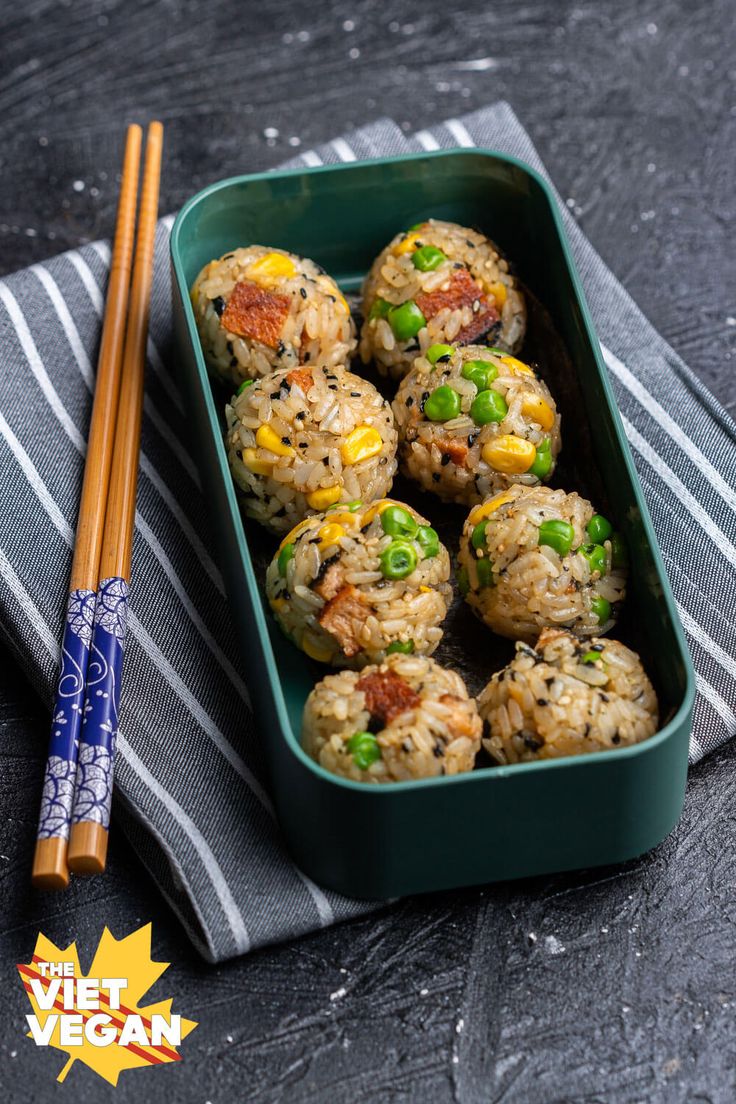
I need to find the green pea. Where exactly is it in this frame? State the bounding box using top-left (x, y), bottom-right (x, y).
top-left (611, 532), bottom-right (628, 569)
top-left (579, 543), bottom-right (608, 577)
top-left (582, 649), bottom-right (606, 666)
top-left (538, 519), bottom-right (575, 556)
top-left (277, 543), bottom-right (294, 578)
top-left (591, 596), bottom-right (612, 625)
top-left (529, 438), bottom-right (552, 479)
top-left (426, 343), bottom-right (454, 365)
top-left (381, 504), bottom-right (418, 539)
top-left (380, 541), bottom-right (418, 580)
top-left (457, 565), bottom-right (470, 596)
top-left (471, 519), bottom-right (489, 550)
top-left (587, 514), bottom-right (613, 543)
top-left (368, 297), bottom-right (392, 321)
top-left (387, 639), bottom-right (415, 655)
top-left (487, 347), bottom-right (508, 355)
top-left (424, 384), bottom-right (462, 422)
top-left (408, 221), bottom-right (426, 231)
top-left (328, 499), bottom-right (362, 512)
top-left (236, 378), bottom-right (254, 396)
top-left (462, 358), bottom-right (498, 392)
top-left (470, 388), bottom-right (508, 426)
top-left (416, 525), bottom-right (439, 559)
top-left (347, 731), bottom-right (382, 770)
top-left (476, 558), bottom-right (494, 588)
top-left (412, 244), bottom-right (447, 271)
top-left (387, 299), bottom-right (427, 341)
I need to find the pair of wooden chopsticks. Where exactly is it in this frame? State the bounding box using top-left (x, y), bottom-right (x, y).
top-left (31, 122), bottom-right (163, 891)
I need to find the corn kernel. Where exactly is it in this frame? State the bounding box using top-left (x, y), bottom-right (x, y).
top-left (246, 251), bottom-right (297, 282)
top-left (361, 499), bottom-right (396, 526)
top-left (279, 517), bottom-right (314, 552)
top-left (326, 511), bottom-right (361, 528)
top-left (486, 281), bottom-right (508, 308)
top-left (317, 523), bottom-right (346, 549)
top-left (256, 424), bottom-right (295, 457)
top-left (481, 436), bottom-right (537, 474)
top-left (269, 597), bottom-right (287, 613)
top-left (419, 585), bottom-right (431, 593)
top-left (341, 425), bottom-right (383, 465)
top-left (468, 491), bottom-right (516, 526)
top-left (497, 354), bottom-right (534, 376)
top-left (316, 275), bottom-right (350, 313)
top-left (521, 393), bottom-right (555, 430)
top-left (302, 633), bottom-right (334, 663)
top-left (242, 448), bottom-right (273, 476)
top-left (307, 485), bottom-right (342, 510)
top-left (394, 232), bottom-right (422, 255)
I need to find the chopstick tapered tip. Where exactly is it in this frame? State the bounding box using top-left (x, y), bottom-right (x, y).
top-left (68, 821), bottom-right (109, 875)
top-left (32, 837), bottom-right (70, 891)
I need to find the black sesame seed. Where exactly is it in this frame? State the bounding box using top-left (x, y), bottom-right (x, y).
top-left (441, 454), bottom-right (451, 466)
top-left (419, 390), bottom-right (430, 412)
top-left (584, 723), bottom-right (591, 737)
top-left (612, 732), bottom-right (621, 745)
top-left (437, 353), bottom-right (451, 363)
top-left (328, 384), bottom-right (338, 391)
top-left (303, 352), bottom-right (311, 362)
top-left (213, 296), bottom-right (226, 317)
top-left (432, 472), bottom-right (441, 483)
top-left (300, 287), bottom-right (308, 299)
top-left (467, 434), bottom-right (477, 448)
top-left (350, 391), bottom-right (361, 397)
top-left (536, 698), bottom-right (548, 707)
top-left (222, 253), bottom-right (234, 260)
top-left (299, 442), bottom-right (309, 448)
top-left (226, 340), bottom-right (234, 354)
top-left (281, 436), bottom-right (291, 446)
top-left (270, 391), bottom-right (281, 400)
top-left (379, 456), bottom-right (388, 466)
top-left (433, 743), bottom-right (445, 758)
top-left (406, 396), bottom-right (414, 407)
top-left (295, 411), bottom-right (306, 420)
top-left (230, 357), bottom-right (238, 368)
top-left (322, 457), bottom-right (330, 466)
top-left (465, 240), bottom-right (475, 248)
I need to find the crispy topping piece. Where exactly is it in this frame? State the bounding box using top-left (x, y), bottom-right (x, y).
top-left (415, 267), bottom-right (481, 320)
top-left (356, 669), bottom-right (421, 727)
top-left (455, 304), bottom-right (500, 345)
top-left (436, 437), bottom-right (469, 466)
top-left (286, 367), bottom-right (313, 392)
top-left (220, 279), bottom-right (290, 348)
top-left (313, 560), bottom-right (345, 602)
top-left (317, 584), bottom-right (365, 658)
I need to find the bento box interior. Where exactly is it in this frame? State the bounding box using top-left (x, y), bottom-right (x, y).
top-left (173, 151), bottom-right (691, 771)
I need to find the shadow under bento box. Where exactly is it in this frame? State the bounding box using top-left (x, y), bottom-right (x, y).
top-left (170, 150), bottom-right (695, 900)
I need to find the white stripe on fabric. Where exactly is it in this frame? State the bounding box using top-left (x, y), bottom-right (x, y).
top-left (116, 733), bottom-right (250, 954)
top-left (30, 266), bottom-right (95, 389)
top-left (623, 417), bottom-right (736, 571)
top-left (677, 603), bottom-right (736, 682)
top-left (444, 118), bottom-right (475, 147)
top-left (0, 548), bottom-right (60, 659)
top-left (0, 410), bottom-right (75, 544)
top-left (126, 608), bottom-right (272, 814)
top-left (331, 137), bottom-right (357, 162)
top-left (603, 344), bottom-right (736, 515)
top-left (695, 672), bottom-right (736, 732)
top-left (66, 251), bottom-right (104, 312)
top-left (414, 129), bottom-right (440, 151)
top-left (0, 284), bottom-right (86, 454)
top-left (134, 510), bottom-right (250, 707)
top-left (0, 380), bottom-right (268, 816)
top-left (0, 546), bottom-right (249, 953)
top-left (295, 872), bottom-right (334, 926)
top-left (301, 149), bottom-right (323, 167)
top-left (161, 214), bottom-right (175, 232)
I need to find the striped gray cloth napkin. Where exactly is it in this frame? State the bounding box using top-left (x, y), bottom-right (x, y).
top-left (1, 102), bottom-right (734, 962)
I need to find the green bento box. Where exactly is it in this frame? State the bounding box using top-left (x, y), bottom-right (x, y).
top-left (170, 150), bottom-right (695, 900)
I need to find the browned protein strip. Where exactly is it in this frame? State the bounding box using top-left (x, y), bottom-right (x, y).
top-left (415, 266), bottom-right (482, 320)
top-left (220, 279), bottom-right (290, 348)
top-left (436, 437), bottom-right (469, 466)
top-left (286, 367), bottom-right (313, 391)
top-left (313, 560), bottom-right (344, 603)
top-left (454, 304), bottom-right (500, 345)
top-left (317, 584), bottom-right (366, 657)
top-left (356, 669), bottom-right (421, 726)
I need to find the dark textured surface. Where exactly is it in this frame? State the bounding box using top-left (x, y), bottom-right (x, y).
top-left (1, 1), bottom-right (735, 1101)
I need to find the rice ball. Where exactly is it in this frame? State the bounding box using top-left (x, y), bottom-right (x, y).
top-left (392, 344), bottom-right (561, 505)
top-left (302, 653), bottom-right (482, 782)
top-left (479, 628), bottom-right (658, 764)
top-left (191, 245), bottom-right (357, 387)
top-left (226, 363), bottom-right (398, 533)
top-left (266, 498), bottom-right (452, 667)
top-left (458, 485), bottom-right (627, 642)
top-left (360, 218), bottom-right (526, 380)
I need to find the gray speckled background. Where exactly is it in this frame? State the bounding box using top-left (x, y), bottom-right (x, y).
top-left (2, 2), bottom-right (735, 1101)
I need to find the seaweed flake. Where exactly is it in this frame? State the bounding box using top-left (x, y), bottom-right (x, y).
top-left (213, 296), bottom-right (226, 317)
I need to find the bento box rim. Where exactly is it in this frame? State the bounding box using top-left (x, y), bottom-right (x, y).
top-left (170, 147), bottom-right (696, 794)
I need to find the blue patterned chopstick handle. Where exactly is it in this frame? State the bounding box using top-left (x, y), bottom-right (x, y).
top-left (36, 589), bottom-right (97, 840)
top-left (71, 577), bottom-right (129, 831)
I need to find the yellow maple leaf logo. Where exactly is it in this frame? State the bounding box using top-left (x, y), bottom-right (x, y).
top-left (17, 923), bottom-right (197, 1085)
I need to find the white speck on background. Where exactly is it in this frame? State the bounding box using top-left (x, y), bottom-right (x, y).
top-left (456, 1018), bottom-right (464, 1034)
top-left (330, 987), bottom-right (346, 1002)
top-left (72, 180), bottom-right (85, 192)
top-left (420, 988), bottom-right (428, 996)
top-left (726, 316), bottom-right (736, 326)
top-left (600, 926), bottom-right (609, 933)
top-left (343, 19), bottom-right (355, 31)
top-left (528, 932), bottom-right (537, 944)
top-left (452, 1055), bottom-right (459, 1065)
top-left (646, 22), bottom-right (657, 34)
top-left (454, 57), bottom-right (497, 71)
top-left (90, 186), bottom-right (99, 197)
top-left (339, 967), bottom-right (347, 974)
top-left (544, 935), bottom-right (565, 955)
top-left (25, 228), bottom-right (37, 237)
top-left (264, 127), bottom-right (279, 139)
top-left (288, 136), bottom-right (301, 147)
top-left (282, 32), bottom-right (293, 43)
top-left (389, 21), bottom-right (400, 32)
top-left (436, 81), bottom-right (451, 92)
top-left (622, 1003), bottom-right (631, 1013)
top-left (640, 209), bottom-right (655, 220)
top-left (647, 162), bottom-right (656, 172)
top-left (226, 1034), bottom-right (233, 1043)
top-left (10, 1050), bottom-right (17, 1058)
top-left (349, 47), bottom-right (360, 59)
top-left (38, 135), bottom-right (48, 146)
top-left (402, 23), bottom-right (415, 34)
top-left (296, 29), bottom-right (311, 42)
top-left (566, 197), bottom-right (576, 207)
top-left (679, 64), bottom-right (690, 76)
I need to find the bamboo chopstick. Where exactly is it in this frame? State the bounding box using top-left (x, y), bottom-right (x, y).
top-left (67, 121), bottom-right (164, 876)
top-left (32, 124), bottom-right (143, 891)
